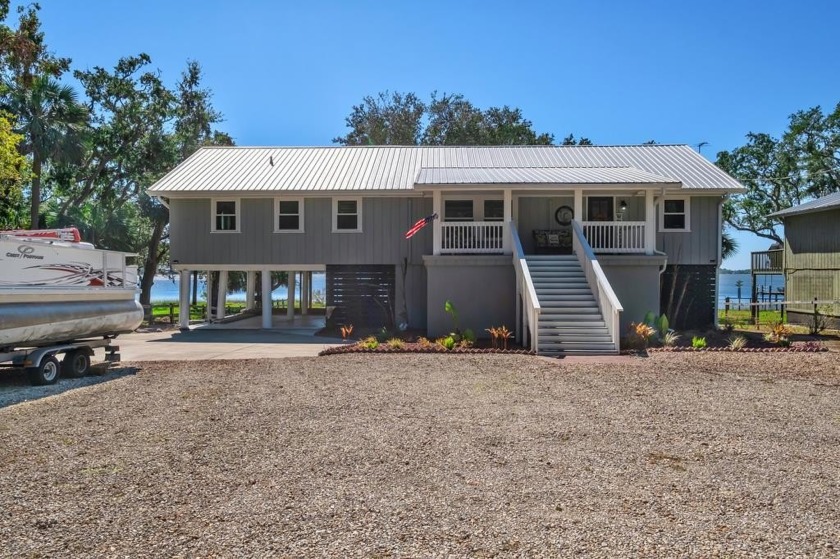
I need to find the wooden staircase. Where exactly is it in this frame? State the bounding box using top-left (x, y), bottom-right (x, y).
top-left (525, 255), bottom-right (618, 355)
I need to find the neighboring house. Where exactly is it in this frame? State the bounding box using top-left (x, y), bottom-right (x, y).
top-left (769, 191), bottom-right (840, 328)
top-left (147, 145), bottom-right (744, 355)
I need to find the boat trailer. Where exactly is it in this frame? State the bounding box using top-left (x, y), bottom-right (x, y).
top-left (0, 338), bottom-right (121, 386)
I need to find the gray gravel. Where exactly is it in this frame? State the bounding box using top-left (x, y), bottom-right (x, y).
top-left (0, 353), bottom-right (838, 557)
top-left (0, 365), bottom-right (136, 408)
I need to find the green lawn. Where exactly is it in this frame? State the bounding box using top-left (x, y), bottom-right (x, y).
top-left (719, 308), bottom-right (783, 326)
top-left (144, 300), bottom-right (326, 324)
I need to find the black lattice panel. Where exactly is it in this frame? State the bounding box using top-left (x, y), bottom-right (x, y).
top-left (659, 265), bottom-right (716, 330)
top-left (326, 265), bottom-right (396, 328)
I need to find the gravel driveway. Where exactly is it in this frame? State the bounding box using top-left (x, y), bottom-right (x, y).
top-left (1, 353), bottom-right (838, 557)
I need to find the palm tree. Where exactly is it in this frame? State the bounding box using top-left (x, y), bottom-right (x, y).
top-left (722, 231), bottom-right (739, 261)
top-left (3, 76), bottom-right (87, 228)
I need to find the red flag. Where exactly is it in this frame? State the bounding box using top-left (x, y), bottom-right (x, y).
top-left (404, 213), bottom-right (437, 239)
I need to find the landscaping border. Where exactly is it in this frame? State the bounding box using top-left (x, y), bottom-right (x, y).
top-left (646, 346), bottom-right (829, 353)
top-left (319, 345), bottom-right (534, 356)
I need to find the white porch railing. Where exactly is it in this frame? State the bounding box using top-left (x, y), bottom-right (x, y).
top-left (580, 221), bottom-right (646, 253)
top-left (572, 220), bottom-right (623, 354)
top-left (440, 221), bottom-right (506, 254)
top-left (510, 222), bottom-right (541, 353)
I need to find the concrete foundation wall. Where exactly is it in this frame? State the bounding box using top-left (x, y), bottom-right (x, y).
top-left (598, 255), bottom-right (668, 333)
top-left (423, 255), bottom-right (515, 338)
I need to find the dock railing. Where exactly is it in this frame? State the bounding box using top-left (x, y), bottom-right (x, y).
top-left (751, 249), bottom-right (783, 274)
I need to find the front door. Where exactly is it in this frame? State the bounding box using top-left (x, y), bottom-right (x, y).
top-left (587, 197), bottom-right (613, 221)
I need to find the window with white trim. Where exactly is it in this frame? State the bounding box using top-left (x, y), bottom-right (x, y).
top-left (275, 197), bottom-right (304, 232)
top-left (483, 199), bottom-right (504, 221)
top-left (659, 197), bottom-right (690, 232)
top-left (211, 199), bottom-right (239, 232)
top-left (444, 199), bottom-right (473, 221)
top-left (333, 198), bottom-right (362, 232)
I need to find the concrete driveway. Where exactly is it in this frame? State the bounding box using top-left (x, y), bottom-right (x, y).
top-left (116, 328), bottom-right (346, 361)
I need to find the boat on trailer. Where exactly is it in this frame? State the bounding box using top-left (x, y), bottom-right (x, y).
top-left (0, 228), bottom-right (143, 384)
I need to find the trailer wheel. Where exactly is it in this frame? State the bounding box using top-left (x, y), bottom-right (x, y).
top-left (27, 355), bottom-right (61, 386)
top-left (62, 350), bottom-right (91, 378)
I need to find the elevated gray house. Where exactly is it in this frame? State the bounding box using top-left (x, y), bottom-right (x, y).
top-left (769, 191), bottom-right (840, 328)
top-left (147, 145), bottom-right (744, 355)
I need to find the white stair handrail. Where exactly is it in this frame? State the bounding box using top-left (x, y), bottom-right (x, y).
top-left (509, 221), bottom-right (541, 353)
top-left (572, 220), bottom-right (623, 354)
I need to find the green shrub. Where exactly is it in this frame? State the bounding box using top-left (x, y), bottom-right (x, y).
top-left (461, 328), bottom-right (476, 346)
top-left (437, 336), bottom-right (456, 350)
top-left (375, 327), bottom-right (391, 343)
top-left (359, 336), bottom-right (379, 350)
top-left (444, 300), bottom-right (459, 332)
top-left (691, 336), bottom-right (707, 349)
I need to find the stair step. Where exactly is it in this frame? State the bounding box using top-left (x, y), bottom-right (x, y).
top-left (538, 341), bottom-right (617, 350)
top-left (527, 264), bottom-right (579, 269)
top-left (538, 334), bottom-right (613, 342)
top-left (538, 299), bottom-right (598, 306)
top-left (540, 348), bottom-right (619, 356)
top-left (527, 266), bottom-right (582, 272)
top-left (537, 295), bottom-right (596, 302)
top-left (526, 255), bottom-right (578, 260)
top-left (538, 321), bottom-right (606, 328)
top-left (531, 273), bottom-right (584, 277)
top-left (540, 307), bottom-right (600, 314)
top-left (534, 288), bottom-right (592, 295)
top-left (532, 281), bottom-right (590, 288)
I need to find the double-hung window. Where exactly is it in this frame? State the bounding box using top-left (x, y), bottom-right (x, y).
top-left (659, 197), bottom-right (690, 232)
top-left (333, 198), bottom-right (362, 232)
top-left (275, 197), bottom-right (304, 233)
top-left (444, 200), bottom-right (473, 221)
top-left (211, 199), bottom-right (239, 232)
top-left (483, 199), bottom-right (504, 221)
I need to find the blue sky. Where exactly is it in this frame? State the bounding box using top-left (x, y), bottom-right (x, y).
top-left (25, 0), bottom-right (840, 269)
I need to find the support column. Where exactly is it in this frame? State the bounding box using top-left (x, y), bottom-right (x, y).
top-left (245, 271), bottom-right (256, 310)
top-left (300, 272), bottom-right (311, 316)
top-left (191, 271), bottom-right (198, 305)
top-left (645, 189), bottom-right (656, 255)
top-left (216, 270), bottom-right (228, 320)
top-left (503, 188), bottom-right (512, 254)
top-left (308, 272), bottom-right (314, 310)
top-left (205, 271), bottom-right (213, 323)
top-left (573, 189), bottom-right (583, 223)
top-left (432, 190), bottom-right (442, 255)
top-left (261, 270), bottom-right (272, 329)
top-left (179, 270), bottom-right (190, 330)
top-left (287, 271), bottom-right (296, 318)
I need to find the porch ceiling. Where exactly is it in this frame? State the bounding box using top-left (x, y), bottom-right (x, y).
top-left (415, 166), bottom-right (681, 187)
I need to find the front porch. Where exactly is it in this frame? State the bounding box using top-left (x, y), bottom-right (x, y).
top-left (430, 188), bottom-right (658, 256)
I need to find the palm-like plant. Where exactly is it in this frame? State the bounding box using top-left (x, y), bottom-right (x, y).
top-left (721, 231), bottom-right (739, 261)
top-left (3, 76), bottom-right (88, 228)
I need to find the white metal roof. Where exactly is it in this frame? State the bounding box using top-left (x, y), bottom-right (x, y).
top-left (769, 191), bottom-right (840, 218)
top-left (147, 144), bottom-right (745, 195)
top-left (417, 166), bottom-right (680, 186)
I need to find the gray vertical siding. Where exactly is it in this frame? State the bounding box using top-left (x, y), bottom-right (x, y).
top-left (656, 196), bottom-right (721, 265)
top-left (784, 210), bottom-right (840, 270)
top-left (783, 210), bottom-right (840, 306)
top-left (170, 196), bottom-right (432, 265)
top-left (169, 196), bottom-right (431, 328)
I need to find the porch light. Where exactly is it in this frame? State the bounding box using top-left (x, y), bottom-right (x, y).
top-left (619, 200), bottom-right (627, 211)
